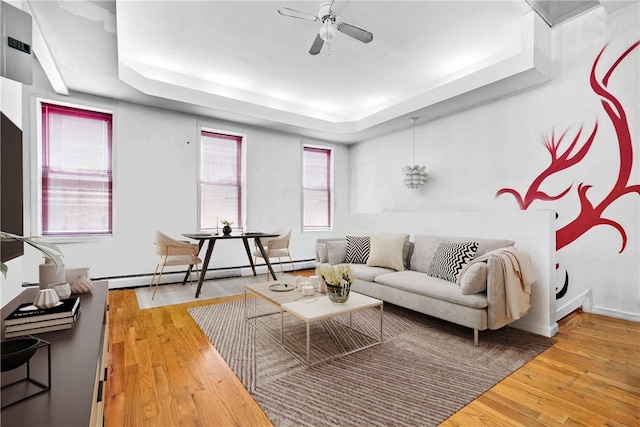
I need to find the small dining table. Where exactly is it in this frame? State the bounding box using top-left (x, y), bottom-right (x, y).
top-left (182, 232), bottom-right (279, 298)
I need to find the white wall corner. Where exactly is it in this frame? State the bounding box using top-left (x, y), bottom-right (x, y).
top-left (23, 2), bottom-right (68, 95)
top-left (556, 288), bottom-right (592, 321)
top-left (510, 318), bottom-right (559, 338)
top-left (530, 9), bottom-right (552, 80)
top-left (0, 76), bottom-right (22, 126)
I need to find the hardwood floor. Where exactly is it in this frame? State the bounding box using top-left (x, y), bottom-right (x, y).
top-left (443, 310), bottom-right (640, 426)
top-left (105, 279), bottom-right (640, 426)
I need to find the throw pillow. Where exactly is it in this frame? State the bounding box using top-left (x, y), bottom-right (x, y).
top-left (326, 240), bottom-right (348, 264)
top-left (366, 233), bottom-right (409, 271)
top-left (428, 241), bottom-right (479, 283)
top-left (345, 235), bottom-right (370, 264)
top-left (460, 262), bottom-right (488, 294)
top-left (410, 235), bottom-right (445, 273)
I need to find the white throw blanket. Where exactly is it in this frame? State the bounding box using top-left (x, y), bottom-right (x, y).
top-left (457, 247), bottom-right (537, 320)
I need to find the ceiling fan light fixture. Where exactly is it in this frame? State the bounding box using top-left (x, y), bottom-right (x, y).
top-left (278, 1), bottom-right (373, 55)
top-left (319, 20), bottom-right (336, 42)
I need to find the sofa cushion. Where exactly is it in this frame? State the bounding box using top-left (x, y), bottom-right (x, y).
top-left (349, 263), bottom-right (397, 282)
top-left (428, 241), bottom-right (478, 283)
top-left (316, 243), bottom-right (328, 263)
top-left (345, 235), bottom-right (370, 264)
top-left (366, 233), bottom-right (409, 271)
top-left (410, 234), bottom-right (515, 273)
top-left (460, 261), bottom-right (487, 295)
top-left (327, 240), bottom-right (347, 264)
top-left (374, 270), bottom-right (488, 309)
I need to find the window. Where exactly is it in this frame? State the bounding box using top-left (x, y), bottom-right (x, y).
top-left (302, 145), bottom-right (332, 230)
top-left (199, 130), bottom-right (243, 230)
top-left (40, 102), bottom-right (113, 237)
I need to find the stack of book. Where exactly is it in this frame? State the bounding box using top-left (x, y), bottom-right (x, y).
top-left (4, 296), bottom-right (81, 338)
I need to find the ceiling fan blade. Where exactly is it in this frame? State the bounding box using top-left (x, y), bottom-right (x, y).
top-left (328, 0), bottom-right (337, 15)
top-left (309, 34), bottom-right (324, 55)
top-left (336, 22), bottom-right (373, 43)
top-left (277, 7), bottom-right (318, 21)
top-left (328, 0), bottom-right (349, 16)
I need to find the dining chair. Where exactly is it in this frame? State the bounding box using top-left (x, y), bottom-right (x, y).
top-left (149, 230), bottom-right (202, 299)
top-left (253, 228), bottom-right (294, 280)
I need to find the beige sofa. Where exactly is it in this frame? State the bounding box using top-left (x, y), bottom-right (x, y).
top-left (315, 233), bottom-right (520, 345)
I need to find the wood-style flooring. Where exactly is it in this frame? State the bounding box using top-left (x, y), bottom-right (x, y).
top-left (105, 277), bottom-right (640, 426)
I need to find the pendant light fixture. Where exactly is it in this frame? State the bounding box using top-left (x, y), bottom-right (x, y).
top-left (402, 117), bottom-right (428, 189)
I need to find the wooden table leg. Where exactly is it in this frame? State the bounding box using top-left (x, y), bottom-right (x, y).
top-left (195, 239), bottom-right (215, 298)
top-left (242, 237), bottom-right (257, 276)
top-left (183, 240), bottom-right (205, 285)
top-left (255, 237), bottom-right (278, 280)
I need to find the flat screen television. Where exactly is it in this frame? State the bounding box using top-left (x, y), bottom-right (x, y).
top-left (1, 111), bottom-right (24, 262)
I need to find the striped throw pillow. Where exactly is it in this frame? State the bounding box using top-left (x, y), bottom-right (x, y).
top-left (428, 241), bottom-right (478, 283)
top-left (345, 235), bottom-right (370, 264)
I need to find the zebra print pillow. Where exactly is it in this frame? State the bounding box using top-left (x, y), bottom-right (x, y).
top-left (428, 241), bottom-right (478, 283)
top-left (345, 235), bottom-right (370, 264)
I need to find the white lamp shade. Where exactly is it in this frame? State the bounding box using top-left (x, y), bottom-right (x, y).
top-left (319, 21), bottom-right (336, 41)
top-left (403, 165), bottom-right (428, 189)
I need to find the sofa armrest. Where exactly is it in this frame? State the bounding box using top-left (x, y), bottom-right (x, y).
top-left (486, 255), bottom-right (512, 330)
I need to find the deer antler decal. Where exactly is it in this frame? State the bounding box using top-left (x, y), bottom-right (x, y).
top-left (556, 41), bottom-right (640, 252)
top-left (496, 41), bottom-right (639, 296)
top-left (496, 123), bottom-right (598, 209)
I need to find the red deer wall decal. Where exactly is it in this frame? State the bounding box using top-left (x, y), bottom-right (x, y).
top-left (496, 41), bottom-right (640, 298)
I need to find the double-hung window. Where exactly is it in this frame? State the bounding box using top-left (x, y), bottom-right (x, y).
top-left (199, 130), bottom-right (243, 230)
top-left (302, 145), bottom-right (332, 230)
top-left (40, 102), bottom-right (113, 237)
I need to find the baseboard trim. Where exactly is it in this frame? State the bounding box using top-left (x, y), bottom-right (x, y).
top-left (510, 318), bottom-right (559, 338)
top-left (587, 305), bottom-right (640, 322)
top-left (556, 289), bottom-right (592, 321)
top-left (106, 260), bottom-right (317, 289)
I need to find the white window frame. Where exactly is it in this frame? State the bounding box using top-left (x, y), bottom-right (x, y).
top-left (197, 126), bottom-right (247, 231)
top-left (34, 98), bottom-right (115, 242)
top-left (301, 142), bottom-right (334, 232)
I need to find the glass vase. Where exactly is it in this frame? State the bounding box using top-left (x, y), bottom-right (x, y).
top-left (326, 282), bottom-right (351, 303)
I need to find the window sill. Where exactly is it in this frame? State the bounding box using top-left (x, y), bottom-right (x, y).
top-left (41, 235), bottom-right (114, 244)
top-left (302, 227), bottom-right (333, 233)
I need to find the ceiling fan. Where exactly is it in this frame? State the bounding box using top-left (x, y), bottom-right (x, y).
top-left (278, 1), bottom-right (373, 55)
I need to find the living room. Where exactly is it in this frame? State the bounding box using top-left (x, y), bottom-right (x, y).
top-left (1, 0), bottom-right (638, 425)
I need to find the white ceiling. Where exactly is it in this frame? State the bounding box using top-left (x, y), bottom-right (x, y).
top-left (25, 0), bottom-right (600, 143)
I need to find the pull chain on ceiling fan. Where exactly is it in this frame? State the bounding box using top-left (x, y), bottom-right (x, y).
top-left (278, 1), bottom-right (373, 55)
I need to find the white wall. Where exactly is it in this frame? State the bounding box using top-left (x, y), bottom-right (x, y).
top-left (350, 4), bottom-right (640, 322)
top-left (4, 60), bottom-right (351, 298)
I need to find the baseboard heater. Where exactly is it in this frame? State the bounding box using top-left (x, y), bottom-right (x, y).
top-left (100, 259), bottom-right (316, 290)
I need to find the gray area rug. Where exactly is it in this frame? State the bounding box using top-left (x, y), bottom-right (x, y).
top-left (189, 298), bottom-right (555, 427)
top-left (135, 273), bottom-right (292, 309)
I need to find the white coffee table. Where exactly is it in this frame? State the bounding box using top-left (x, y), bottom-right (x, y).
top-left (280, 292), bottom-right (383, 366)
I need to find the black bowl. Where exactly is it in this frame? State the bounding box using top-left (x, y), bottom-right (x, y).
top-left (1, 337), bottom-right (43, 372)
